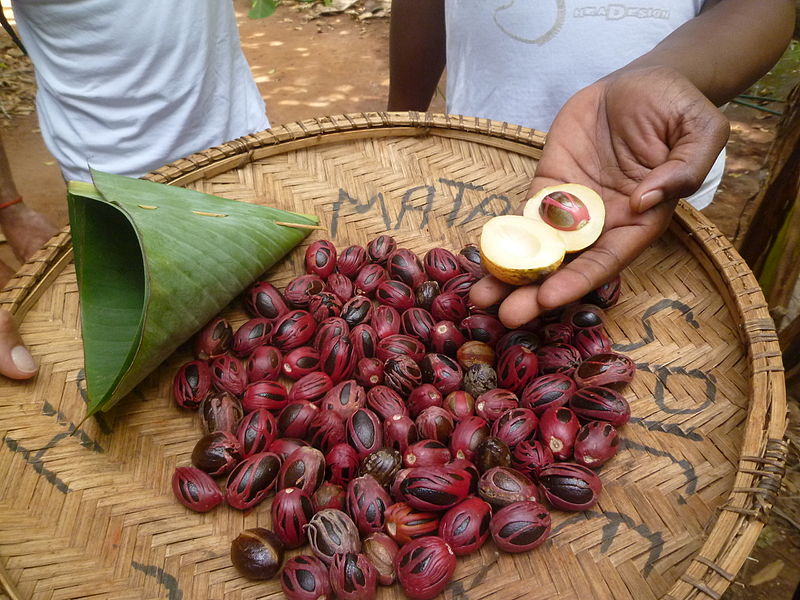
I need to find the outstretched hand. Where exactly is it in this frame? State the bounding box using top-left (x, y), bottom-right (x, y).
top-left (0, 309), bottom-right (38, 379)
top-left (470, 66), bottom-right (729, 327)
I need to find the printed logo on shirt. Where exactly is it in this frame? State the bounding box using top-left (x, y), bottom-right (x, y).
top-left (574, 4), bottom-right (670, 20)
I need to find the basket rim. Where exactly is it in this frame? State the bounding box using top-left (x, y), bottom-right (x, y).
top-left (0, 111), bottom-right (787, 600)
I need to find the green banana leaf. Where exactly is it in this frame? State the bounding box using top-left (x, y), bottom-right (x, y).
top-left (68, 169), bottom-right (318, 418)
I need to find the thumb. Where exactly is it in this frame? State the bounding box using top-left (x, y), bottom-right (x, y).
top-left (0, 309), bottom-right (38, 380)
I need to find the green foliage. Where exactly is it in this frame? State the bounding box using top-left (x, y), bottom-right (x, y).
top-left (249, 0), bottom-right (278, 19)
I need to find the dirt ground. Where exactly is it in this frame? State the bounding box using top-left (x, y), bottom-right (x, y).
top-left (1, 1), bottom-right (799, 598)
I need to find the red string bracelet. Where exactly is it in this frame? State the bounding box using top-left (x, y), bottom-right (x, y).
top-left (0, 196), bottom-right (22, 210)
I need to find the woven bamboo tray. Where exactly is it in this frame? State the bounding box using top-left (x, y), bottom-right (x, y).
top-left (0, 113), bottom-right (788, 600)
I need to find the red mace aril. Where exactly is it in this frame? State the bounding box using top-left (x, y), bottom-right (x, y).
top-left (457, 243), bottom-right (484, 278)
top-left (230, 528), bottom-right (285, 580)
top-left (329, 552), bottom-right (378, 600)
top-left (172, 466), bottom-right (223, 513)
top-left (200, 391), bottom-right (243, 434)
top-left (562, 302), bottom-right (606, 331)
top-left (520, 372), bottom-right (577, 415)
top-left (445, 390), bottom-right (476, 420)
top-left (350, 323), bottom-right (379, 360)
top-left (277, 446), bottom-right (326, 495)
top-left (304, 239), bottom-right (337, 278)
top-left (401, 307), bottom-right (436, 345)
top-left (441, 272), bottom-right (478, 298)
top-left (447, 459), bottom-right (480, 493)
top-left (395, 536), bottom-right (457, 600)
top-left (347, 475), bottom-right (392, 535)
top-left (542, 322), bottom-right (574, 345)
top-left (538, 462), bottom-right (603, 511)
top-left (313, 481), bottom-right (346, 512)
top-left (355, 357), bottom-right (384, 388)
top-left (400, 466), bottom-right (472, 511)
top-left (573, 352), bottom-right (635, 390)
top-left (538, 406), bottom-right (581, 460)
top-left (277, 400), bottom-right (318, 438)
top-left (573, 328), bottom-right (614, 360)
top-left (404, 439), bottom-right (452, 468)
top-left (244, 280), bottom-right (289, 320)
top-left (384, 502), bottom-right (440, 545)
top-left (512, 439), bottom-right (554, 478)
top-left (475, 388), bottom-right (519, 422)
top-left (346, 407), bottom-right (384, 459)
top-left (287, 371), bottom-right (333, 404)
top-left (423, 247), bottom-right (461, 285)
top-left (420, 352), bottom-right (464, 396)
top-left (313, 316), bottom-right (350, 351)
top-left (383, 355), bottom-right (423, 397)
top-left (210, 354), bottom-right (247, 397)
top-left (478, 466), bottom-right (539, 510)
top-left (415, 280), bottom-right (441, 311)
top-left (340, 295), bottom-right (373, 328)
top-left (415, 406), bottom-right (454, 444)
top-left (456, 340), bottom-right (496, 370)
top-left (360, 448), bottom-right (403, 486)
top-left (449, 416), bottom-right (489, 462)
top-left (431, 320), bottom-right (468, 358)
top-left (387, 248), bottom-right (427, 289)
top-left (475, 436), bottom-right (512, 473)
top-left (354, 263), bottom-right (389, 297)
top-left (390, 468), bottom-right (413, 501)
top-left (268, 437), bottom-right (309, 462)
top-left (281, 555), bottom-right (332, 600)
top-left (326, 442), bottom-right (361, 486)
top-left (231, 317), bottom-right (273, 357)
top-left (383, 414), bottom-right (419, 454)
top-left (307, 291), bottom-right (342, 321)
top-left (569, 385), bottom-right (631, 426)
top-left (306, 509), bottom-right (362, 565)
top-left (430, 291), bottom-right (468, 323)
top-left (319, 334), bottom-right (357, 383)
top-left (490, 407), bottom-right (539, 449)
top-left (490, 500), bottom-right (552, 553)
top-left (272, 309), bottom-right (317, 352)
top-left (495, 330), bottom-right (541, 357)
top-left (281, 346), bottom-right (321, 381)
top-left (194, 316), bottom-right (233, 360)
top-left (321, 379), bottom-right (366, 420)
top-left (574, 421), bottom-right (620, 468)
top-left (536, 343), bottom-right (582, 376)
top-left (363, 532), bottom-right (400, 585)
top-left (370, 305), bottom-right (401, 340)
top-left (461, 314), bottom-right (507, 347)
top-left (407, 383), bottom-right (443, 418)
top-left (173, 360), bottom-right (212, 410)
top-left (225, 451), bottom-right (282, 510)
top-left (366, 385), bottom-right (408, 420)
top-left (284, 274), bottom-right (326, 309)
top-left (246, 345), bottom-right (283, 383)
top-left (326, 272), bottom-right (354, 303)
top-left (191, 430), bottom-right (242, 476)
top-left (241, 380), bottom-right (289, 413)
top-left (582, 274), bottom-right (621, 309)
top-left (237, 409), bottom-right (278, 457)
top-left (336, 244), bottom-right (369, 278)
top-left (376, 334), bottom-right (426, 363)
top-left (375, 279), bottom-right (416, 312)
top-left (438, 496), bottom-right (492, 556)
top-left (367, 234), bottom-right (397, 265)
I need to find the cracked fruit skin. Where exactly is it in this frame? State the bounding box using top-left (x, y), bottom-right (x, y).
top-left (480, 215), bottom-right (565, 285)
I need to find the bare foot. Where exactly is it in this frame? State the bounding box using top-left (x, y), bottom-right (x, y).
top-left (0, 202), bottom-right (59, 262)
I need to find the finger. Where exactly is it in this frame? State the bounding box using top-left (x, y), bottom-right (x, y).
top-left (0, 309), bottom-right (38, 380)
top-left (469, 275), bottom-right (516, 308)
top-left (497, 285), bottom-right (543, 329)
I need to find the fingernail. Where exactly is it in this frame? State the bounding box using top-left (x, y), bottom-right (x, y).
top-left (638, 189), bottom-right (664, 211)
top-left (11, 345), bottom-right (37, 373)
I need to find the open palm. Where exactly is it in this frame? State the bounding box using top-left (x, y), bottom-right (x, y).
top-left (470, 66), bottom-right (730, 327)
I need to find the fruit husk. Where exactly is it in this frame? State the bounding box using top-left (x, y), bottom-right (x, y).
top-left (68, 169), bottom-right (318, 418)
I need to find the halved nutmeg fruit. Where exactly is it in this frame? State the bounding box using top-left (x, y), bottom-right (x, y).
top-left (522, 183), bottom-right (605, 253)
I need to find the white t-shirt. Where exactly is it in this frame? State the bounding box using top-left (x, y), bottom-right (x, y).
top-left (12, 0), bottom-right (270, 182)
top-left (444, 0), bottom-right (723, 209)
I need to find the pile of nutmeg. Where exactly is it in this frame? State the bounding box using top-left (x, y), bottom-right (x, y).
top-left (170, 234), bottom-right (634, 600)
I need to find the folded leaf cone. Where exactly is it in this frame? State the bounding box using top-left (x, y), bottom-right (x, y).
top-left (68, 169), bottom-right (318, 418)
